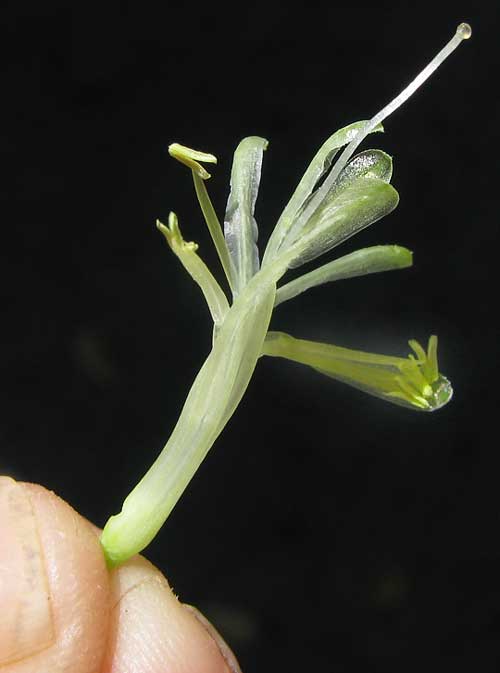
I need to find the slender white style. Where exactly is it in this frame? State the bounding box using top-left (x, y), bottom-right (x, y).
top-left (270, 23), bottom-right (472, 259)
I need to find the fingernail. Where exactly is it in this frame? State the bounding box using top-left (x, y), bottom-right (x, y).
top-left (0, 477), bottom-right (55, 665)
top-left (183, 604), bottom-right (243, 673)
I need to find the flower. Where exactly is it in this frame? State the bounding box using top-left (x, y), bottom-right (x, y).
top-left (101, 24), bottom-right (470, 566)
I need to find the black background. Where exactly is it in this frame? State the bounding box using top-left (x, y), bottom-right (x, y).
top-left (1, 2), bottom-right (498, 672)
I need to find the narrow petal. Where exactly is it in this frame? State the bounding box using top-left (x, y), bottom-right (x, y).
top-left (262, 331), bottom-right (452, 411)
top-left (263, 121), bottom-right (384, 264)
top-left (286, 178), bottom-right (399, 268)
top-left (224, 136), bottom-right (268, 296)
top-left (330, 149), bottom-right (393, 196)
top-left (275, 245), bottom-right (412, 306)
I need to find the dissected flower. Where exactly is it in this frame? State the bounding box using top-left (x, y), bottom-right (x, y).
top-left (101, 23), bottom-right (470, 567)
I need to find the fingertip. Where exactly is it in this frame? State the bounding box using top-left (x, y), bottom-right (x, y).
top-left (0, 478), bottom-right (242, 673)
top-left (103, 556), bottom-right (240, 673)
top-left (182, 604), bottom-right (243, 673)
top-left (0, 477), bottom-right (55, 667)
top-left (0, 479), bottom-right (111, 673)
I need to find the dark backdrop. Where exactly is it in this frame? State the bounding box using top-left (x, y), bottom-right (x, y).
top-left (1, 2), bottom-right (498, 672)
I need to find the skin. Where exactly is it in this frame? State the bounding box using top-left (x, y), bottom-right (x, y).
top-left (0, 476), bottom-right (241, 673)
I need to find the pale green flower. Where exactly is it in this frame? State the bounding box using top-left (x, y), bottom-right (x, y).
top-left (101, 23), bottom-right (470, 567)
